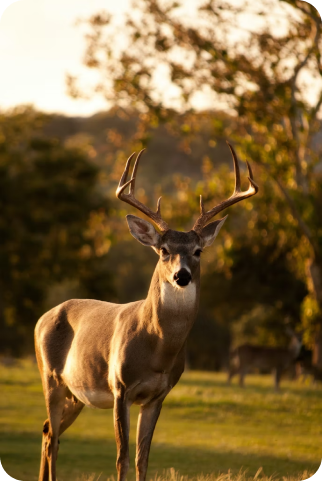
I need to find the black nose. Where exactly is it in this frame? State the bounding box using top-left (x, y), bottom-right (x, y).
top-left (174, 268), bottom-right (191, 287)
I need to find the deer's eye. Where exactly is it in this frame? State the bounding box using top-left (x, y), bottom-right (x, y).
top-left (161, 247), bottom-right (169, 256)
top-left (194, 249), bottom-right (202, 257)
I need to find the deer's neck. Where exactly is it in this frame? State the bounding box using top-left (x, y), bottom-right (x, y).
top-left (142, 262), bottom-right (200, 351)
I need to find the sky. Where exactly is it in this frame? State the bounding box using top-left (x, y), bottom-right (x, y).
top-left (0, 0), bottom-right (208, 116)
top-left (0, 0), bottom-right (321, 117)
top-left (0, 0), bottom-right (130, 116)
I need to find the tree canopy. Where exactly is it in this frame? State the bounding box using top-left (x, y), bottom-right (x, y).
top-left (0, 107), bottom-right (113, 355)
top-left (68, 0), bottom-right (322, 369)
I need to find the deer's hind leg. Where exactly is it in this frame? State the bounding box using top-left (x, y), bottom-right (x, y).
top-left (239, 367), bottom-right (247, 387)
top-left (39, 395), bottom-right (84, 481)
top-left (39, 419), bottom-right (50, 481)
top-left (59, 396), bottom-right (85, 435)
top-left (39, 375), bottom-right (67, 481)
top-left (274, 368), bottom-right (282, 391)
top-left (227, 365), bottom-right (238, 384)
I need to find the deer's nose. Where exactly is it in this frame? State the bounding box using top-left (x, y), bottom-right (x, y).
top-left (174, 268), bottom-right (191, 287)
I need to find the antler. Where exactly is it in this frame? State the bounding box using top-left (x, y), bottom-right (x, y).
top-left (116, 149), bottom-right (170, 232)
top-left (192, 142), bottom-right (259, 234)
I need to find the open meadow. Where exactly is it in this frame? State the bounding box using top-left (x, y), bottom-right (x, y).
top-left (0, 359), bottom-right (321, 481)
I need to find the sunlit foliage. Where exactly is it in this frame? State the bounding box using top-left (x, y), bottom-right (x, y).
top-left (69, 0), bottom-right (322, 366)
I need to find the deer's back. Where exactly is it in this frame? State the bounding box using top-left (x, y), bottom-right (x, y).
top-left (236, 344), bottom-right (294, 370)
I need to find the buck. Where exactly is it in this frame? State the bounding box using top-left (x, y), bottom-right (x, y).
top-left (35, 143), bottom-right (258, 481)
top-left (227, 328), bottom-right (302, 390)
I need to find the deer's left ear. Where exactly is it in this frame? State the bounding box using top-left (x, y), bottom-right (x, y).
top-left (126, 215), bottom-right (161, 247)
top-left (200, 215), bottom-right (228, 248)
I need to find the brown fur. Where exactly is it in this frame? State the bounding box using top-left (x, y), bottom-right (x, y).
top-left (35, 147), bottom-right (257, 481)
top-left (35, 229), bottom-right (208, 481)
top-left (227, 334), bottom-right (302, 390)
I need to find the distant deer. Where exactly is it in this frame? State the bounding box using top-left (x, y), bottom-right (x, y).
top-left (35, 143), bottom-right (258, 481)
top-left (295, 346), bottom-right (322, 384)
top-left (227, 328), bottom-right (301, 390)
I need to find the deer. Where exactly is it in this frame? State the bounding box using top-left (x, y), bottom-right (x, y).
top-left (34, 142), bottom-right (258, 481)
top-left (294, 346), bottom-right (322, 384)
top-left (227, 328), bottom-right (302, 390)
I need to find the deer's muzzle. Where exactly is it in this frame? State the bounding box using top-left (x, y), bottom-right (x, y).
top-left (174, 268), bottom-right (191, 287)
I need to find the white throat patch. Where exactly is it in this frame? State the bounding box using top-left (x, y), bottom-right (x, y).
top-left (161, 281), bottom-right (196, 311)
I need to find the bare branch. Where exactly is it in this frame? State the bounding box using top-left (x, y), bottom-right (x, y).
top-left (260, 163), bottom-right (320, 261)
top-left (288, 13), bottom-right (321, 185)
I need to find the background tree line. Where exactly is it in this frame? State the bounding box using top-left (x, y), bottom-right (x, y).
top-left (68, 0), bottom-right (322, 369)
top-left (0, 105), bottom-right (309, 370)
top-left (1, 0), bottom-right (321, 372)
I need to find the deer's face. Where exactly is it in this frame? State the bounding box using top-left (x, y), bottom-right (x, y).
top-left (126, 215), bottom-right (227, 289)
top-left (157, 230), bottom-right (201, 288)
top-left (117, 146), bottom-right (258, 290)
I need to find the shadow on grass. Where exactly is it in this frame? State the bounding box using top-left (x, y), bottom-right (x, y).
top-left (0, 430), bottom-right (319, 481)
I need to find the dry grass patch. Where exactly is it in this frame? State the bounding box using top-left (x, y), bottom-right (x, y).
top-left (78, 468), bottom-right (314, 481)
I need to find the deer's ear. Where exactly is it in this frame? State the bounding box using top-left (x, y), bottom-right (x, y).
top-left (126, 215), bottom-right (161, 247)
top-left (200, 216), bottom-right (228, 248)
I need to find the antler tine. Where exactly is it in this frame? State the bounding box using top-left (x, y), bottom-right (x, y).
top-left (227, 141), bottom-right (241, 193)
top-left (116, 152), bottom-right (136, 198)
top-left (116, 150), bottom-right (170, 232)
top-left (192, 142), bottom-right (259, 234)
top-left (156, 196), bottom-right (162, 215)
top-left (129, 149), bottom-right (145, 195)
top-left (246, 160), bottom-right (259, 192)
top-left (245, 159), bottom-right (259, 192)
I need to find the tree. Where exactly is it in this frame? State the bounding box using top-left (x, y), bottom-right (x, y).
top-left (69, 0), bottom-right (322, 371)
top-left (0, 107), bottom-right (113, 355)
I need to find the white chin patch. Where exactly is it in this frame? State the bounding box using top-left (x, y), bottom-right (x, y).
top-left (161, 281), bottom-right (196, 310)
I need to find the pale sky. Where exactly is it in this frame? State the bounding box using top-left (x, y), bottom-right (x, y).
top-left (0, 0), bottom-right (321, 117)
top-left (0, 0), bottom-right (130, 115)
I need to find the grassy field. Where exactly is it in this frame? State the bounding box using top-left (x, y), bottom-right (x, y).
top-left (0, 359), bottom-right (321, 481)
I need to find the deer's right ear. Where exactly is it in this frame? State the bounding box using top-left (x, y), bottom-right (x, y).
top-left (126, 215), bottom-right (161, 247)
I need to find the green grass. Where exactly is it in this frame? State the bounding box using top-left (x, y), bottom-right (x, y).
top-left (0, 359), bottom-right (321, 481)
top-left (75, 469), bottom-right (315, 481)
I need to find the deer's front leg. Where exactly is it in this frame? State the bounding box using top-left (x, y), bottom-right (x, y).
top-left (135, 400), bottom-right (163, 481)
top-left (114, 392), bottom-right (130, 481)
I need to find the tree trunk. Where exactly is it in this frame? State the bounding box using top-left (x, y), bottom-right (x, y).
top-left (308, 261), bottom-right (322, 306)
top-left (313, 328), bottom-right (322, 372)
top-left (307, 260), bottom-right (322, 372)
